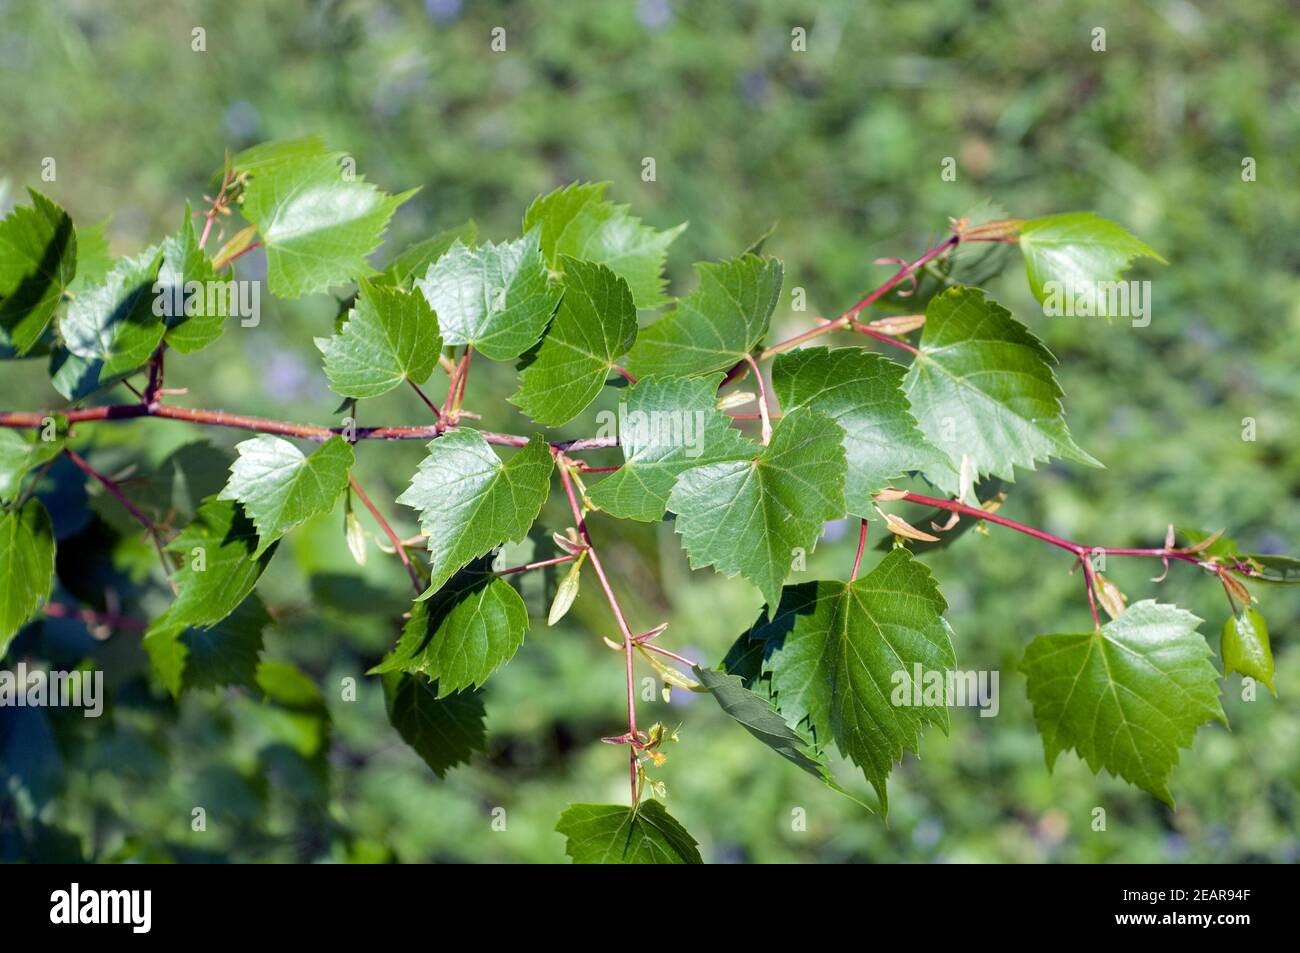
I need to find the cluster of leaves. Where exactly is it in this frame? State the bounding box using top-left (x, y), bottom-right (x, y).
top-left (1, 138), bottom-right (1293, 864)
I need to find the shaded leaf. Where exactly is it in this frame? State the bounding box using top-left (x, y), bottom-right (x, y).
top-left (161, 497), bottom-right (278, 629)
top-left (382, 672), bottom-right (486, 778)
top-left (747, 549), bottom-right (954, 811)
top-left (142, 594), bottom-right (270, 697)
top-left (60, 247), bottom-right (164, 383)
top-left (370, 570), bottom-right (528, 696)
top-left (695, 666), bottom-right (869, 808)
top-left (158, 204), bottom-right (223, 354)
top-left (0, 189), bottom-right (76, 355)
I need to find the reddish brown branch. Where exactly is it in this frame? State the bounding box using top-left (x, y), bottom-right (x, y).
top-left (349, 475), bottom-right (423, 594)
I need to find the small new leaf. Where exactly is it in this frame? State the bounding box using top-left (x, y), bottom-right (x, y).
top-left (1221, 608), bottom-right (1275, 695)
top-left (548, 556), bottom-right (583, 626)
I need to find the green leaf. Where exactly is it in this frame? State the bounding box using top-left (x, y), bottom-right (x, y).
top-left (1222, 608), bottom-right (1275, 695)
top-left (240, 152), bottom-right (416, 297)
top-left (229, 136), bottom-right (333, 178)
top-left (161, 497), bottom-right (278, 629)
top-left (0, 189), bottom-right (76, 355)
top-left (370, 570), bottom-right (528, 695)
top-left (0, 499), bottom-right (55, 654)
top-left (60, 247), bottom-right (165, 383)
top-left (413, 229), bottom-right (561, 360)
top-left (142, 594), bottom-right (270, 698)
top-left (555, 801), bottom-right (702, 864)
top-left (694, 665), bottom-right (869, 808)
top-left (380, 220), bottom-right (478, 287)
top-left (523, 182), bottom-right (686, 309)
top-left (667, 408), bottom-right (845, 607)
top-left (625, 255), bottom-right (783, 379)
top-left (510, 257), bottom-right (637, 425)
top-left (315, 280), bottom-right (441, 398)
top-left (585, 376), bottom-right (752, 522)
top-left (773, 348), bottom-right (952, 515)
top-left (382, 672), bottom-right (486, 778)
top-left (159, 204), bottom-right (223, 354)
top-left (902, 286), bottom-right (1100, 491)
top-left (747, 549), bottom-right (954, 811)
top-left (0, 430), bottom-right (64, 502)
top-left (66, 221), bottom-right (112, 295)
top-left (1019, 212), bottom-right (1166, 306)
top-left (398, 431), bottom-right (553, 597)
top-left (1020, 600), bottom-right (1225, 806)
top-left (218, 436), bottom-right (354, 557)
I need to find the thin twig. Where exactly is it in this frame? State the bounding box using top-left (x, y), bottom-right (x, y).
top-left (851, 518), bottom-right (869, 580)
top-left (349, 475), bottom-right (423, 593)
top-left (555, 455), bottom-right (642, 805)
top-left (63, 449), bottom-right (175, 591)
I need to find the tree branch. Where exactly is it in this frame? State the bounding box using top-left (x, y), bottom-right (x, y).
top-left (555, 454), bottom-right (643, 805)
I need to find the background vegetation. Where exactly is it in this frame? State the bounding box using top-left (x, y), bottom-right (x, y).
top-left (1, 0), bottom-right (1296, 862)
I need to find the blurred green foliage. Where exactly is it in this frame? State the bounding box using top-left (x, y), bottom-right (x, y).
top-left (1, 0), bottom-right (1297, 862)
